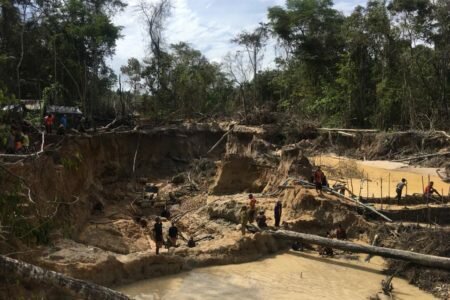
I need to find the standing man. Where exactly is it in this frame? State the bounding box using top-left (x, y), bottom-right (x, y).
top-left (44, 114), bottom-right (54, 134)
top-left (168, 222), bottom-right (178, 247)
top-left (396, 178), bottom-right (407, 205)
top-left (248, 194), bottom-right (257, 223)
top-left (274, 200), bottom-right (282, 227)
top-left (314, 166), bottom-right (325, 195)
top-left (153, 217), bottom-right (163, 255)
top-left (60, 114), bottom-right (68, 129)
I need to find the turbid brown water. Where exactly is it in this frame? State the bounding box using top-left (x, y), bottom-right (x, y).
top-left (119, 252), bottom-right (435, 300)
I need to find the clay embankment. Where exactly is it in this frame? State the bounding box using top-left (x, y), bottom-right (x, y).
top-left (295, 128), bottom-right (450, 167)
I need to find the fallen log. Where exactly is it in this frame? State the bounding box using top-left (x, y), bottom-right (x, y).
top-left (0, 255), bottom-right (130, 300)
top-left (392, 152), bottom-right (450, 162)
top-left (269, 230), bottom-right (450, 270)
top-left (318, 128), bottom-right (378, 133)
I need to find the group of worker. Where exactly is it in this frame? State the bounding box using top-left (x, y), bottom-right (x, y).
top-left (312, 166), bottom-right (443, 204)
top-left (140, 217), bottom-right (183, 255)
top-left (5, 126), bottom-right (30, 154)
top-left (140, 208), bottom-right (200, 255)
top-left (396, 178), bottom-right (442, 204)
top-left (239, 194), bottom-right (283, 235)
top-left (44, 113), bottom-right (68, 135)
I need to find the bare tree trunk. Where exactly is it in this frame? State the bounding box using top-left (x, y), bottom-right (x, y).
top-left (240, 86), bottom-right (248, 124)
top-left (270, 230), bottom-right (450, 270)
top-left (0, 255), bottom-right (130, 300)
top-left (253, 47), bottom-right (257, 106)
top-left (16, 5), bottom-right (27, 100)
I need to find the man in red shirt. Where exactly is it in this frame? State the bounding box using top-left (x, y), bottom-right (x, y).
top-left (424, 181), bottom-right (441, 199)
top-left (314, 167), bottom-right (325, 195)
top-left (44, 114), bottom-right (54, 134)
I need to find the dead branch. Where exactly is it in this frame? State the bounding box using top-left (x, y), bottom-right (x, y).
top-left (207, 124), bottom-right (235, 155)
top-left (392, 152), bottom-right (450, 162)
top-left (318, 128), bottom-right (378, 133)
top-left (337, 131), bottom-right (356, 137)
top-left (434, 130), bottom-right (450, 139)
top-left (133, 133), bottom-right (141, 174)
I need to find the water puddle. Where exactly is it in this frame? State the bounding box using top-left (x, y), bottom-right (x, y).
top-left (119, 252), bottom-right (435, 299)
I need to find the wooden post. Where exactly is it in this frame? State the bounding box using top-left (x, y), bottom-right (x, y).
top-left (350, 178), bottom-right (354, 195)
top-left (405, 183), bottom-right (408, 208)
top-left (380, 178), bottom-right (383, 210)
top-left (388, 173), bottom-right (391, 200)
top-left (421, 176), bottom-right (425, 194)
top-left (366, 174), bottom-right (369, 200)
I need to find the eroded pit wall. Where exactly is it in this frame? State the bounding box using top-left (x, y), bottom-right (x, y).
top-left (5, 125), bottom-right (227, 237)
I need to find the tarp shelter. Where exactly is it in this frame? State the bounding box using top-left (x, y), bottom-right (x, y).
top-left (1, 104), bottom-right (23, 121)
top-left (46, 106), bottom-right (83, 129)
top-left (1, 104), bottom-right (23, 113)
top-left (46, 105), bottom-right (83, 115)
top-left (21, 99), bottom-right (43, 111)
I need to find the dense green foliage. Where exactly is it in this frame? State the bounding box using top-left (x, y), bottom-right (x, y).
top-left (0, 0), bottom-right (125, 119)
top-left (266, 0), bottom-right (449, 129)
top-left (1, 0), bottom-right (448, 129)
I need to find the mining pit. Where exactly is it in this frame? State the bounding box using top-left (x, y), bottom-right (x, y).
top-left (0, 123), bottom-right (449, 299)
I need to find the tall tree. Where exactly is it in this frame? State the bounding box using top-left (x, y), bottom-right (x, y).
top-left (232, 23), bottom-right (269, 106)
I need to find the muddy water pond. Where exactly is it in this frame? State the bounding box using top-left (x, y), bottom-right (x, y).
top-left (119, 252), bottom-right (435, 300)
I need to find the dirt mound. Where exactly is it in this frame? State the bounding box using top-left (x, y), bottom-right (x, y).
top-left (264, 146), bottom-right (312, 192)
top-left (282, 188), bottom-right (374, 238)
top-left (210, 133), bottom-right (279, 195)
top-left (210, 155), bottom-right (271, 195)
